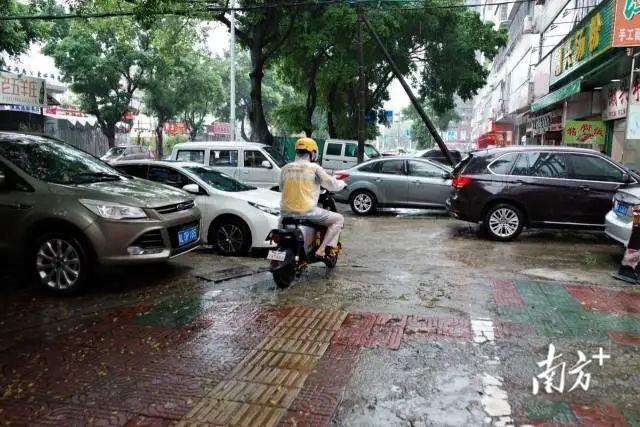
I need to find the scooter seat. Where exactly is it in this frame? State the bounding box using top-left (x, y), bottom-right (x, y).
top-left (282, 217), bottom-right (317, 228)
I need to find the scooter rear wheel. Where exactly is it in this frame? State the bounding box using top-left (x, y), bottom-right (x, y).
top-left (272, 263), bottom-right (296, 288)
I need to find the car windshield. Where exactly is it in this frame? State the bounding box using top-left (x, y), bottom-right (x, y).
top-left (0, 135), bottom-right (124, 184)
top-left (263, 146), bottom-right (285, 167)
top-left (184, 166), bottom-right (256, 192)
top-left (365, 144), bottom-right (381, 158)
top-left (104, 147), bottom-right (126, 157)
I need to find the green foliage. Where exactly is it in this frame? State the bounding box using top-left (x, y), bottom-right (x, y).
top-left (43, 0), bottom-right (150, 146)
top-left (0, 0), bottom-right (62, 67)
top-left (402, 103), bottom-right (460, 150)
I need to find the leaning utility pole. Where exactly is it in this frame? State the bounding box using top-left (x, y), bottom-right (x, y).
top-left (360, 9), bottom-right (455, 167)
top-left (229, 0), bottom-right (237, 142)
top-left (356, 5), bottom-right (366, 164)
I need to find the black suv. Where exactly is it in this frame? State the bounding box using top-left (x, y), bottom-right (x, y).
top-left (446, 146), bottom-right (636, 241)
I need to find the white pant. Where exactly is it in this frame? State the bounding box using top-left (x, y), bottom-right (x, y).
top-left (281, 208), bottom-right (344, 247)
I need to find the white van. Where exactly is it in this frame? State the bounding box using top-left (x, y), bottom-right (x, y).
top-left (169, 141), bottom-right (285, 189)
top-left (320, 139), bottom-right (381, 172)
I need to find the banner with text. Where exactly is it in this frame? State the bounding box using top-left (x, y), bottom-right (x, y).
top-left (563, 120), bottom-right (605, 144)
top-left (0, 72), bottom-right (47, 107)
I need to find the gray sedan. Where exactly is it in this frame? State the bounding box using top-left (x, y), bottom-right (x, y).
top-left (334, 157), bottom-right (452, 215)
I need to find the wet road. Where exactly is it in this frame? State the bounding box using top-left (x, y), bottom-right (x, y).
top-left (1, 207), bottom-right (640, 426)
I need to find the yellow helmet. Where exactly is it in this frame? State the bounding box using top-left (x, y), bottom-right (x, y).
top-left (295, 137), bottom-right (318, 154)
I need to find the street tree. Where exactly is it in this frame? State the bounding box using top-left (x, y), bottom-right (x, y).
top-left (402, 103), bottom-right (459, 149)
top-left (0, 0), bottom-right (61, 67)
top-left (274, 3), bottom-right (505, 140)
top-left (43, 0), bottom-right (149, 147)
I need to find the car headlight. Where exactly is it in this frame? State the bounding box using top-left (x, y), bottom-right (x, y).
top-left (80, 199), bottom-right (147, 220)
top-left (248, 201), bottom-right (280, 216)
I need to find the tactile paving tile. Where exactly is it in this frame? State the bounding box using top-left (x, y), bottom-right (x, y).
top-left (177, 307), bottom-right (347, 427)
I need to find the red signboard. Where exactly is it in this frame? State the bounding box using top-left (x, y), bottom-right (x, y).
top-left (211, 121), bottom-right (231, 135)
top-left (613, 0), bottom-right (640, 47)
top-left (164, 121), bottom-right (188, 136)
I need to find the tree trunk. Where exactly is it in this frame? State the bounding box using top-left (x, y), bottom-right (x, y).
top-left (102, 124), bottom-right (116, 148)
top-left (303, 59), bottom-right (320, 137)
top-left (156, 124), bottom-right (164, 159)
top-left (189, 123), bottom-right (197, 141)
top-left (248, 48), bottom-right (273, 145)
top-left (327, 86), bottom-right (337, 138)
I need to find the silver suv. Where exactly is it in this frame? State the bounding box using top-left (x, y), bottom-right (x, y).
top-left (0, 133), bottom-right (201, 295)
top-left (101, 144), bottom-right (153, 163)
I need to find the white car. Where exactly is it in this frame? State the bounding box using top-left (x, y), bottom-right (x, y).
top-left (605, 185), bottom-right (640, 246)
top-left (168, 141), bottom-right (285, 189)
top-left (115, 160), bottom-right (281, 255)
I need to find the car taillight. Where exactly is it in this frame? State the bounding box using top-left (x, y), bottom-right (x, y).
top-left (452, 175), bottom-right (472, 188)
top-left (334, 172), bottom-right (350, 180)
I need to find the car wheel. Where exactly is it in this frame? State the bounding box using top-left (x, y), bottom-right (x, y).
top-left (483, 203), bottom-right (524, 242)
top-left (350, 190), bottom-right (377, 215)
top-left (32, 232), bottom-right (91, 295)
top-left (211, 218), bottom-right (252, 256)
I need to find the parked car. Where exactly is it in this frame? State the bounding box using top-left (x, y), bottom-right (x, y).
top-left (320, 139), bottom-right (381, 172)
top-left (115, 160), bottom-right (281, 256)
top-left (446, 146), bottom-right (637, 241)
top-left (605, 185), bottom-right (640, 245)
top-left (101, 145), bottom-right (153, 163)
top-left (333, 157), bottom-right (452, 215)
top-left (169, 141), bottom-right (285, 189)
top-left (0, 132), bottom-right (201, 295)
top-left (415, 148), bottom-right (463, 166)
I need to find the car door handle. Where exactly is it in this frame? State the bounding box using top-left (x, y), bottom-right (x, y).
top-left (514, 179), bottom-right (525, 184)
top-left (342, 160), bottom-right (349, 163)
top-left (374, 178), bottom-right (382, 182)
top-left (580, 185), bottom-right (591, 191)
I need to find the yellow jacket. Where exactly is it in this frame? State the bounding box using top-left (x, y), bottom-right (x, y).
top-left (280, 158), bottom-right (346, 214)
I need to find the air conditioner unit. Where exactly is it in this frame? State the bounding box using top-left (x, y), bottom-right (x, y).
top-left (523, 15), bottom-right (535, 33)
top-left (499, 19), bottom-right (511, 30)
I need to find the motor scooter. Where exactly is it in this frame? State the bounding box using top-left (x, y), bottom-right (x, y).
top-left (266, 188), bottom-right (341, 288)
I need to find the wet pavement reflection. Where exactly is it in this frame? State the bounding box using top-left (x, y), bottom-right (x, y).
top-left (1, 209), bottom-right (639, 426)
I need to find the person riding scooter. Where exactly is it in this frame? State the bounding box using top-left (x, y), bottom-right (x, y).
top-left (279, 137), bottom-right (346, 258)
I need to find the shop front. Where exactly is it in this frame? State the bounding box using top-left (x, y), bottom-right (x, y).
top-left (526, 109), bottom-right (563, 145)
top-left (477, 122), bottom-right (514, 149)
top-left (531, 0), bottom-right (635, 155)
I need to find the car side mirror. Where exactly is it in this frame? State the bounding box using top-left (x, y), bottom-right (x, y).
top-left (623, 173), bottom-right (632, 184)
top-left (261, 160), bottom-right (273, 169)
top-left (441, 171), bottom-right (452, 179)
top-left (0, 171), bottom-right (5, 188)
top-left (182, 184), bottom-right (201, 194)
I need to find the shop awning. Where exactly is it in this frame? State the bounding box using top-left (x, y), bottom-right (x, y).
top-left (531, 78), bottom-right (581, 112)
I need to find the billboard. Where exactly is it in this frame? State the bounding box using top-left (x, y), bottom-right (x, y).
top-left (0, 72), bottom-right (47, 107)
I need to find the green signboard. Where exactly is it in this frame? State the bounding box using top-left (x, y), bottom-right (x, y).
top-left (549, 0), bottom-right (614, 87)
top-left (563, 120), bottom-right (605, 145)
top-left (531, 78), bottom-right (581, 112)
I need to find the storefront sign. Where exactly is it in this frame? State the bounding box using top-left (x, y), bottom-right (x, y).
top-left (213, 121), bottom-right (231, 135)
top-left (563, 120), bottom-right (606, 144)
top-left (550, 0), bottom-right (614, 86)
top-left (164, 121), bottom-right (188, 136)
top-left (0, 72), bottom-right (47, 107)
top-left (602, 80), bottom-right (629, 120)
top-left (626, 75), bottom-right (640, 139)
top-left (528, 110), bottom-right (564, 135)
top-left (613, 0), bottom-right (640, 46)
top-left (43, 106), bottom-right (88, 117)
top-left (0, 104), bottom-right (41, 114)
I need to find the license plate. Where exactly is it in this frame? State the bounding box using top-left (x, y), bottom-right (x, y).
top-left (615, 201), bottom-right (629, 216)
top-left (267, 250), bottom-right (287, 261)
top-left (177, 225), bottom-right (199, 246)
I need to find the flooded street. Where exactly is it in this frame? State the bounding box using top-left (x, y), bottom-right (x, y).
top-left (1, 207), bottom-right (639, 426)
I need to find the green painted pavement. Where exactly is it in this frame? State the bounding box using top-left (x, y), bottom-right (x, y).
top-left (497, 280), bottom-right (640, 341)
top-left (524, 400), bottom-right (578, 424)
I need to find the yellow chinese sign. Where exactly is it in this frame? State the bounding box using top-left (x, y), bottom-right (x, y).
top-left (550, 0), bottom-right (614, 86)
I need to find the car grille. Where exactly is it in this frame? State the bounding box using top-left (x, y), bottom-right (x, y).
top-left (131, 230), bottom-right (164, 249)
top-left (154, 200), bottom-right (195, 214)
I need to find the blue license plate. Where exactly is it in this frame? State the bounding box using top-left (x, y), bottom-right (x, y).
top-left (178, 225), bottom-right (199, 246)
top-left (615, 202), bottom-right (629, 216)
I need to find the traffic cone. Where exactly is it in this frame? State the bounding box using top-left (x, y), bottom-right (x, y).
top-left (613, 213), bottom-right (640, 284)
